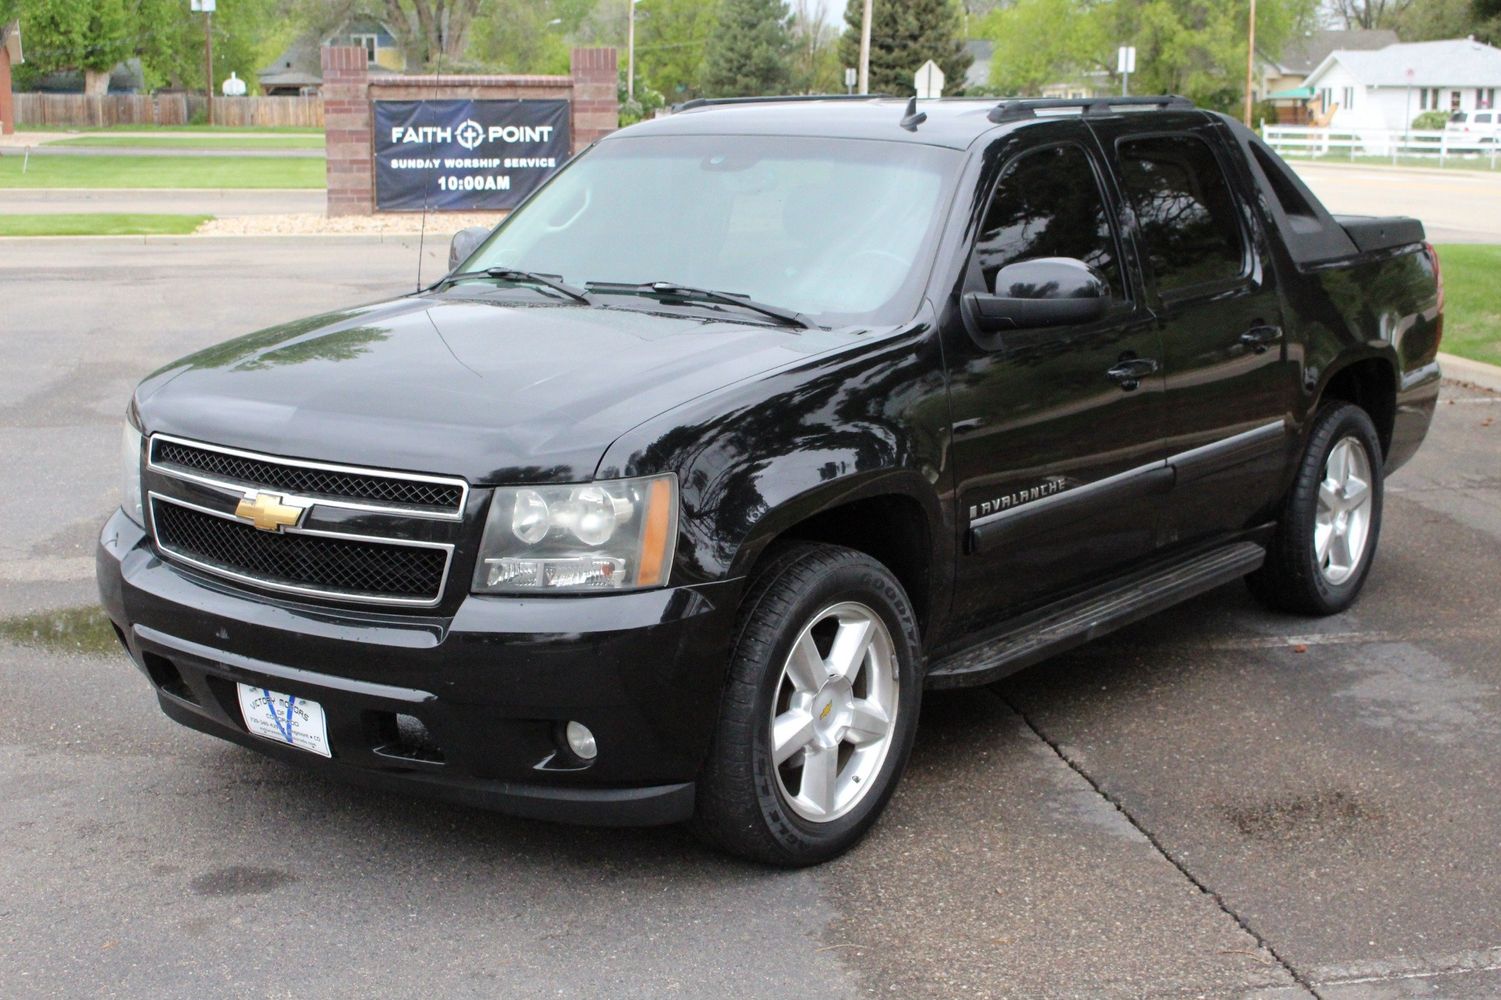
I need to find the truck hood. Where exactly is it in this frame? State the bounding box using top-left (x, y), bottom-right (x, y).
top-left (136, 294), bottom-right (854, 484)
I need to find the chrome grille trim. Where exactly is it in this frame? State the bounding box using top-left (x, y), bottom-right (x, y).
top-left (148, 433), bottom-right (469, 521)
top-left (148, 492), bottom-right (454, 608)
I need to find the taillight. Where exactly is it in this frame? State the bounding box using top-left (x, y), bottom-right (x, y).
top-left (1423, 241), bottom-right (1444, 344)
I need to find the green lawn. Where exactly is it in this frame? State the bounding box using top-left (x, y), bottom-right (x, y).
top-left (0, 214), bottom-right (211, 236)
top-left (0, 154), bottom-right (325, 188)
top-left (49, 134), bottom-right (325, 149)
top-left (1434, 244), bottom-right (1501, 367)
top-left (20, 123), bottom-right (322, 134)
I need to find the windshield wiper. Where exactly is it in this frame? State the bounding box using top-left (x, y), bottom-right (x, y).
top-left (441, 268), bottom-right (591, 305)
top-left (586, 281), bottom-right (814, 329)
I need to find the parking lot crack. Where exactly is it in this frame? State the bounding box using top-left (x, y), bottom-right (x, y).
top-left (992, 688), bottom-right (1324, 1000)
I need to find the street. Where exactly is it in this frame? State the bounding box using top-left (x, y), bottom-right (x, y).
top-left (1, 230), bottom-right (1499, 998)
top-left (1293, 160), bottom-right (1501, 242)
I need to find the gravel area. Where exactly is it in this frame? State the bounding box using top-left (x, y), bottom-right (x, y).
top-left (195, 212), bottom-right (504, 236)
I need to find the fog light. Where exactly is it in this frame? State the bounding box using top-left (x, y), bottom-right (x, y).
top-left (564, 720), bottom-right (597, 761)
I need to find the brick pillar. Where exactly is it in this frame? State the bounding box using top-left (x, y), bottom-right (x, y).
top-left (0, 40), bottom-right (15, 136)
top-left (569, 48), bottom-right (618, 154)
top-left (321, 45), bottom-right (372, 216)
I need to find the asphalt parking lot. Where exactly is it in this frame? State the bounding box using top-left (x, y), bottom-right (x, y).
top-left (1, 236), bottom-right (1499, 999)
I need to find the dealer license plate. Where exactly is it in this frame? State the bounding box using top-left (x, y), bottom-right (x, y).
top-left (236, 683), bottom-right (332, 758)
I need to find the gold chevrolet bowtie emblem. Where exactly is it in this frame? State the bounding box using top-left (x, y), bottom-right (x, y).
top-left (819, 702), bottom-right (833, 721)
top-left (234, 492), bottom-right (305, 532)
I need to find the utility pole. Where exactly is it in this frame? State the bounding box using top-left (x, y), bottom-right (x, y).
top-left (627, 0), bottom-right (636, 102)
top-left (1243, 0), bottom-right (1257, 126)
top-left (858, 0), bottom-right (872, 95)
top-left (191, 0), bottom-right (215, 125)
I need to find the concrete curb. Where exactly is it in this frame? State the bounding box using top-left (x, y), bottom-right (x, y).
top-left (1439, 352), bottom-right (1501, 394)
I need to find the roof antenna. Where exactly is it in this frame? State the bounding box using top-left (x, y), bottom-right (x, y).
top-left (899, 95), bottom-right (927, 132)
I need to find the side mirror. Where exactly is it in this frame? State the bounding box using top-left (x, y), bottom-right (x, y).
top-left (962, 257), bottom-right (1110, 335)
top-left (448, 226), bottom-right (490, 272)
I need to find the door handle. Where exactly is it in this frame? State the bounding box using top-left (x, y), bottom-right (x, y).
top-left (1105, 357), bottom-right (1160, 391)
top-left (1239, 325), bottom-right (1283, 354)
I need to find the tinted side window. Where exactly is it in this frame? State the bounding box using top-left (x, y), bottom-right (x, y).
top-left (974, 144), bottom-right (1121, 297)
top-left (1118, 135), bottom-right (1246, 292)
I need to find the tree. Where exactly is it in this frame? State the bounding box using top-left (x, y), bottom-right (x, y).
top-left (1099, 0), bottom-right (1315, 113)
top-left (468, 0), bottom-right (596, 74)
top-left (131, 0), bottom-right (280, 94)
top-left (788, 0), bottom-right (841, 93)
top-left (5, 0), bottom-right (132, 94)
top-left (634, 0), bottom-right (721, 100)
top-left (702, 0), bottom-right (792, 97)
top-left (980, 0), bottom-right (1106, 95)
top-left (1394, 0), bottom-right (1501, 43)
top-left (1327, 0), bottom-right (1414, 29)
top-left (840, 0), bottom-right (968, 97)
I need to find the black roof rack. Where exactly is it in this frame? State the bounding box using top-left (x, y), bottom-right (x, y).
top-left (673, 94), bottom-right (891, 113)
top-left (987, 95), bottom-right (1195, 124)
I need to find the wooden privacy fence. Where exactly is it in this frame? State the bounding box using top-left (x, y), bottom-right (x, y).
top-left (12, 93), bottom-right (324, 128)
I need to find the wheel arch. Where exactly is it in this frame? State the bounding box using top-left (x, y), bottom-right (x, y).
top-left (1315, 353), bottom-right (1398, 459)
top-left (727, 471), bottom-right (948, 640)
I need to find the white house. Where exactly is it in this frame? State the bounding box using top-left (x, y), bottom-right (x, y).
top-left (1302, 37), bottom-right (1501, 134)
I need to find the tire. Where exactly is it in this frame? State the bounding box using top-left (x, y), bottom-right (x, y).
top-left (1247, 402), bottom-right (1384, 615)
top-left (693, 542), bottom-right (923, 867)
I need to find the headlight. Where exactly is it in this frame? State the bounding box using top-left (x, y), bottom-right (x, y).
top-left (120, 421), bottom-right (144, 526)
top-left (472, 474), bottom-right (678, 593)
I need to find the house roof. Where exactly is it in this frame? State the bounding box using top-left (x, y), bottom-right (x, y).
top-left (258, 19), bottom-right (400, 87)
top-left (1267, 29), bottom-right (1398, 75)
top-left (1307, 38), bottom-right (1501, 88)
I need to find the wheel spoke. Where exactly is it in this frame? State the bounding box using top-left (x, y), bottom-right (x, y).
top-left (1331, 526), bottom-right (1353, 570)
top-left (772, 710), bottom-right (816, 766)
top-left (785, 632), bottom-right (826, 693)
top-left (1318, 480), bottom-right (1340, 513)
top-left (846, 698), bottom-right (891, 745)
top-left (826, 617), bottom-right (874, 681)
top-left (1314, 522), bottom-right (1333, 563)
top-left (1343, 475), bottom-right (1369, 512)
top-left (798, 745), bottom-right (839, 817)
top-left (1328, 440), bottom-right (1350, 484)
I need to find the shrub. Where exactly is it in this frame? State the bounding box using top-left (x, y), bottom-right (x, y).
top-left (1411, 110), bottom-right (1449, 130)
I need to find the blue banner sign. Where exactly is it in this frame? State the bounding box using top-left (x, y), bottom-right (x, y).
top-left (373, 99), bottom-right (572, 211)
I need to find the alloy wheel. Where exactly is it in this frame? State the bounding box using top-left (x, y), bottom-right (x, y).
top-left (769, 602), bottom-right (899, 823)
top-left (1314, 435), bottom-right (1374, 586)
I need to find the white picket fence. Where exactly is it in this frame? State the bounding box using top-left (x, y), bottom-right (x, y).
top-left (1261, 124), bottom-right (1501, 169)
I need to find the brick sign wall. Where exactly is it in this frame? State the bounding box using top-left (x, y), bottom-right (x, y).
top-left (320, 46), bottom-right (619, 216)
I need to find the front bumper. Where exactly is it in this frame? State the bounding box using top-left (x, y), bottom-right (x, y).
top-left (96, 509), bottom-right (742, 826)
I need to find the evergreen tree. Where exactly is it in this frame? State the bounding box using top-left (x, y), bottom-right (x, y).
top-left (840, 0), bottom-right (968, 97)
top-left (703, 0), bottom-right (793, 97)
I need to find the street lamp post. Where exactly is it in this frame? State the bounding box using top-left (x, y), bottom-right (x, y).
top-left (190, 0), bottom-right (215, 126)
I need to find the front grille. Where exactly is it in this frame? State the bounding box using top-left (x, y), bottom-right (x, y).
top-left (152, 438), bottom-right (465, 513)
top-left (152, 498), bottom-right (448, 604)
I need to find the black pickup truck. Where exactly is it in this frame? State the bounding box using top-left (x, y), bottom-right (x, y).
top-left (98, 95), bottom-right (1442, 866)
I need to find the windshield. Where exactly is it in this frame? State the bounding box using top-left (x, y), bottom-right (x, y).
top-left (459, 134), bottom-right (961, 326)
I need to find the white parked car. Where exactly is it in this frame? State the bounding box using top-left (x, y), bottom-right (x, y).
top-left (1446, 110), bottom-right (1500, 143)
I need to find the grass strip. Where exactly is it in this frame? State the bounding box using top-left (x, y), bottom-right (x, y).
top-left (0, 154), bottom-right (325, 189)
top-left (1433, 244), bottom-right (1501, 367)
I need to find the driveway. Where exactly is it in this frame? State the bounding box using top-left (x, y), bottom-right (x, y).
top-left (1, 236), bottom-right (1498, 998)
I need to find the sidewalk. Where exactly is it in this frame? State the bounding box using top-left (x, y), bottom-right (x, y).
top-left (1440, 352), bottom-right (1501, 393)
top-left (0, 188), bottom-right (325, 215)
top-left (0, 130), bottom-right (317, 146)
